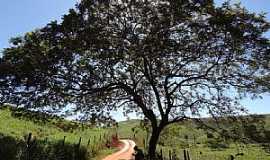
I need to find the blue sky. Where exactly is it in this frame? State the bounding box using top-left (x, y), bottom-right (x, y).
top-left (0, 0), bottom-right (269, 49)
top-left (0, 0), bottom-right (78, 50)
top-left (0, 0), bottom-right (269, 120)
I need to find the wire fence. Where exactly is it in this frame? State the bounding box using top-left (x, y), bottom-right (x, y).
top-left (0, 132), bottom-right (112, 160)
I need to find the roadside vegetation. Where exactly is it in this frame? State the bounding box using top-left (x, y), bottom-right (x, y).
top-left (0, 106), bottom-right (113, 160)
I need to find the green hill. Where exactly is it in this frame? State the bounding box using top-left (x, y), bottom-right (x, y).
top-left (1, 105), bottom-right (270, 160)
top-left (117, 116), bottom-right (270, 160)
top-left (0, 106), bottom-right (113, 160)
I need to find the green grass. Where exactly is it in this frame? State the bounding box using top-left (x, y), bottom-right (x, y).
top-left (1, 105), bottom-right (270, 160)
top-left (0, 107), bottom-right (108, 145)
top-left (0, 106), bottom-right (114, 160)
top-left (117, 119), bottom-right (143, 138)
top-left (117, 118), bottom-right (270, 160)
top-left (117, 119), bottom-right (147, 148)
top-left (158, 143), bottom-right (270, 160)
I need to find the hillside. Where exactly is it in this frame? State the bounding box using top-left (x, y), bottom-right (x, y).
top-left (117, 116), bottom-right (270, 160)
top-left (0, 106), bottom-right (114, 160)
top-left (1, 105), bottom-right (270, 160)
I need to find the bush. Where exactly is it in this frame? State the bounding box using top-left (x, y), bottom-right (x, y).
top-left (206, 138), bottom-right (229, 149)
top-left (0, 134), bottom-right (20, 160)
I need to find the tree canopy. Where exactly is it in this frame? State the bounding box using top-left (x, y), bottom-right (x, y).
top-left (0, 0), bottom-right (270, 158)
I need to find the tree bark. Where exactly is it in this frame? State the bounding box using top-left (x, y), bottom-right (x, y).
top-left (148, 125), bottom-right (164, 159)
top-left (148, 128), bottom-right (160, 159)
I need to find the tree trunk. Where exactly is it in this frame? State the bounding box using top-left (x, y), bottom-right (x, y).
top-left (148, 126), bottom-right (162, 159)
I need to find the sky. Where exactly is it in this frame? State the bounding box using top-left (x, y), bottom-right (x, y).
top-left (0, 0), bottom-right (270, 121)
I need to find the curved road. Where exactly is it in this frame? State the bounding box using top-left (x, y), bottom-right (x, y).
top-left (102, 140), bottom-right (136, 160)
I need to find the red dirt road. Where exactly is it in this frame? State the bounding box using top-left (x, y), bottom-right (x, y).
top-left (102, 140), bottom-right (136, 160)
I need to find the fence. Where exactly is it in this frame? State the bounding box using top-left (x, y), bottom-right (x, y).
top-left (0, 132), bottom-right (112, 160)
top-left (157, 148), bottom-right (193, 160)
top-left (155, 145), bottom-right (270, 160)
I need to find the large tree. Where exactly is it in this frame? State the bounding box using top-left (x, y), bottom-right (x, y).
top-left (1, 0), bottom-right (270, 158)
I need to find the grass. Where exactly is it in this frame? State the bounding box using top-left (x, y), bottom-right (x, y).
top-left (1, 105), bottom-right (270, 160)
top-left (117, 119), bottom-right (147, 148)
top-left (0, 106), bottom-right (114, 160)
top-left (0, 107), bottom-right (108, 145)
top-left (117, 117), bottom-right (270, 160)
top-left (158, 143), bottom-right (270, 160)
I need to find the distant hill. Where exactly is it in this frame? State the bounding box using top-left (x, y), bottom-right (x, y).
top-left (117, 115), bottom-right (270, 160)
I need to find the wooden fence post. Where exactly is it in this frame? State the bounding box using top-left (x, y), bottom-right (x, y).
top-left (76, 137), bottom-right (82, 158)
top-left (184, 149), bottom-right (187, 160)
top-left (160, 148), bottom-right (163, 160)
top-left (44, 137), bottom-right (48, 144)
top-left (187, 150), bottom-right (190, 160)
top-left (143, 138), bottom-right (146, 149)
top-left (78, 137), bottom-right (82, 148)
top-left (27, 133), bottom-right (32, 146)
top-left (87, 138), bottom-right (91, 147)
top-left (26, 133), bottom-right (32, 160)
top-left (173, 149), bottom-right (176, 160)
top-left (63, 136), bottom-right (66, 146)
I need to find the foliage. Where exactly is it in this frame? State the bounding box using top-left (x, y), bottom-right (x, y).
top-left (1, 0), bottom-right (270, 157)
top-left (206, 138), bottom-right (229, 149)
top-left (186, 114), bottom-right (270, 145)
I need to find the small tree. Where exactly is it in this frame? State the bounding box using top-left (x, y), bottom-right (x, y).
top-left (1, 0), bottom-right (270, 158)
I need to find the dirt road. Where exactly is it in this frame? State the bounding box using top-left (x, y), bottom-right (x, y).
top-left (102, 139), bottom-right (136, 160)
